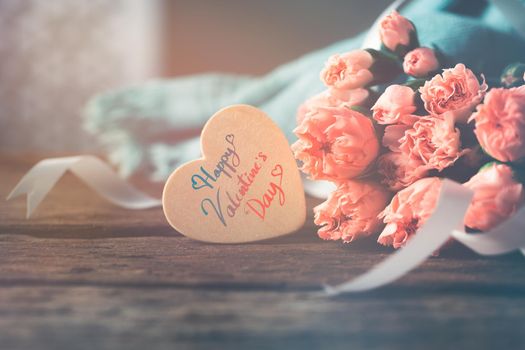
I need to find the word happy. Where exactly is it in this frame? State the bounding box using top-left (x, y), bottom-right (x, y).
top-left (191, 134), bottom-right (286, 227)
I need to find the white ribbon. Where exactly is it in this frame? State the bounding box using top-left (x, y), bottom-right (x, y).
top-left (453, 213), bottom-right (525, 256)
top-left (325, 180), bottom-right (525, 295)
top-left (6, 156), bottom-right (161, 218)
top-left (6, 156), bottom-right (525, 296)
top-left (324, 180), bottom-right (472, 294)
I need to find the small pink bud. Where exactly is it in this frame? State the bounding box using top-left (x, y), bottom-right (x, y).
top-left (403, 47), bottom-right (439, 77)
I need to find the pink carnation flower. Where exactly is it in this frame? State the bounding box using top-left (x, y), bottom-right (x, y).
top-left (378, 177), bottom-right (442, 248)
top-left (379, 10), bottom-right (415, 52)
top-left (464, 163), bottom-right (524, 231)
top-left (377, 152), bottom-right (428, 191)
top-left (292, 105), bottom-right (379, 182)
top-left (314, 181), bottom-right (389, 243)
top-left (383, 114), bottom-right (466, 172)
top-left (403, 47), bottom-right (439, 77)
top-left (372, 84), bottom-right (417, 125)
top-left (296, 88), bottom-right (369, 124)
top-left (470, 85), bottom-right (525, 162)
top-left (329, 87), bottom-right (370, 107)
top-left (320, 50), bottom-right (374, 90)
top-left (420, 63), bottom-right (487, 123)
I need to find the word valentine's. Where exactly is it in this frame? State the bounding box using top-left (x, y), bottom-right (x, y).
top-left (190, 134), bottom-right (286, 227)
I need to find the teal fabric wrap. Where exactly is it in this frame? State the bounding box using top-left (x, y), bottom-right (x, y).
top-left (84, 0), bottom-right (525, 180)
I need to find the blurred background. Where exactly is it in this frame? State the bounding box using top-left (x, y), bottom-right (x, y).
top-left (0, 0), bottom-right (391, 153)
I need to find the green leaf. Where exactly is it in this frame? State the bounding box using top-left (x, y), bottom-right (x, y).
top-left (350, 105), bottom-right (371, 116)
top-left (403, 78), bottom-right (427, 91)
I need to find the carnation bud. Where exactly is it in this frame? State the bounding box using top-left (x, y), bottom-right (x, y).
top-left (500, 62), bottom-right (525, 87)
top-left (379, 10), bottom-right (419, 57)
top-left (403, 47), bottom-right (439, 77)
top-left (464, 162), bottom-right (524, 231)
top-left (320, 50), bottom-right (374, 90)
top-left (478, 161), bottom-right (523, 185)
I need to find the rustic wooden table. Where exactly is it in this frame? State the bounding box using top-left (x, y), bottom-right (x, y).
top-left (1, 154), bottom-right (524, 350)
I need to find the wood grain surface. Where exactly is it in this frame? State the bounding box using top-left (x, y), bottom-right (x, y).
top-left (1, 154), bottom-right (524, 350)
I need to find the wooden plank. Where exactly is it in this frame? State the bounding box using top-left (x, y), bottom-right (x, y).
top-left (2, 231), bottom-right (524, 288)
top-left (1, 286), bottom-right (525, 350)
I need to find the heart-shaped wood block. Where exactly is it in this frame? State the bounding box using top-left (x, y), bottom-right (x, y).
top-left (162, 105), bottom-right (306, 243)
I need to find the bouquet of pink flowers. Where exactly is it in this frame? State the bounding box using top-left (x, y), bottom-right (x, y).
top-left (293, 11), bottom-right (525, 249)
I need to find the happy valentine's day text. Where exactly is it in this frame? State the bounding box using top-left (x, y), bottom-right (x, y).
top-left (191, 134), bottom-right (285, 227)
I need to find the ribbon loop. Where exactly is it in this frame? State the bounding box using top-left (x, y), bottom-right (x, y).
top-left (7, 156), bottom-right (161, 218)
top-left (324, 180), bottom-right (474, 295)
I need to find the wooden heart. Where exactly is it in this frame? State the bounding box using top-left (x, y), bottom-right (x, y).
top-left (162, 105), bottom-right (306, 243)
